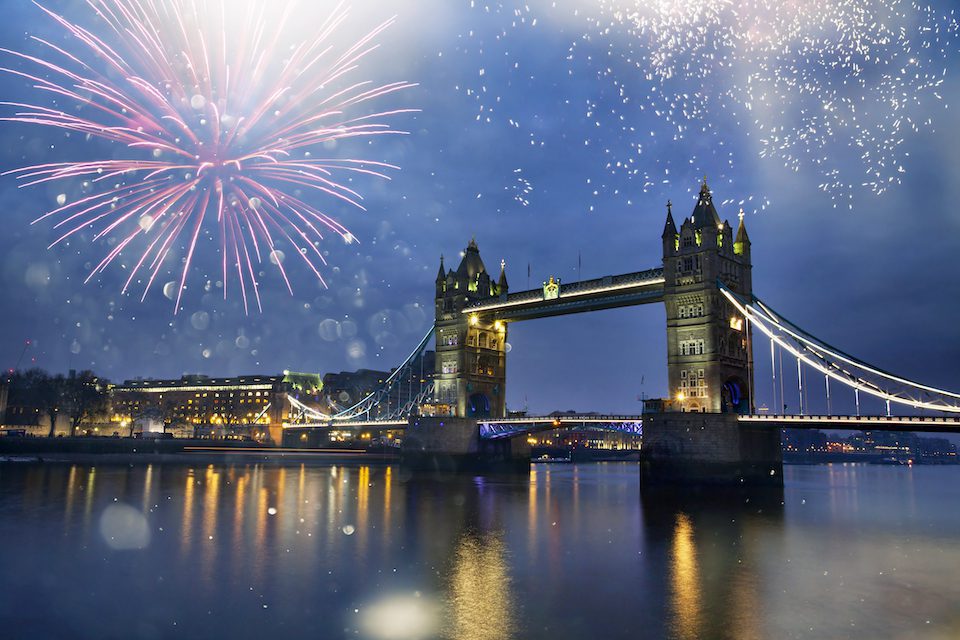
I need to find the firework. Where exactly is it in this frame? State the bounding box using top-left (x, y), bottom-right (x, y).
top-left (460, 0), bottom-right (956, 209)
top-left (1, 0), bottom-right (416, 312)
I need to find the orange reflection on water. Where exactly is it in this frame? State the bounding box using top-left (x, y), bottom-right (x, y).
top-left (255, 485), bottom-right (268, 550)
top-left (181, 469), bottom-right (195, 555)
top-left (448, 532), bottom-right (515, 640)
top-left (357, 466), bottom-right (370, 554)
top-left (233, 473), bottom-right (247, 551)
top-left (142, 464), bottom-right (154, 512)
top-left (670, 513), bottom-right (702, 640)
top-left (82, 467), bottom-right (97, 537)
top-left (202, 466), bottom-right (220, 540)
top-left (64, 465), bottom-right (78, 531)
top-left (328, 465), bottom-right (342, 538)
top-left (297, 464), bottom-right (306, 519)
top-left (383, 466), bottom-right (393, 542)
top-left (277, 466), bottom-right (287, 515)
top-left (200, 466), bottom-right (221, 583)
top-left (251, 482), bottom-right (270, 583)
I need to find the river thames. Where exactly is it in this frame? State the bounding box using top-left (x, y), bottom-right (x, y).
top-left (1, 461), bottom-right (958, 639)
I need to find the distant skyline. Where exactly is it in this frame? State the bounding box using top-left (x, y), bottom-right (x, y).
top-left (1, 0), bottom-right (958, 418)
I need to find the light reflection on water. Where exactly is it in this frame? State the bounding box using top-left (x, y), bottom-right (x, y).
top-left (449, 531), bottom-right (515, 640)
top-left (0, 462), bottom-right (958, 639)
top-left (670, 513), bottom-right (701, 640)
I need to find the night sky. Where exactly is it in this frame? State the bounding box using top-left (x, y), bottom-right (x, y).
top-left (0, 0), bottom-right (958, 418)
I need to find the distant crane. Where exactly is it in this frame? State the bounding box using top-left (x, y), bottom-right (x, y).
top-left (11, 339), bottom-right (32, 373)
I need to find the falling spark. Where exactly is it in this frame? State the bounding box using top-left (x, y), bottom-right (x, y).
top-left (1, 1), bottom-right (417, 312)
top-left (460, 0), bottom-right (957, 210)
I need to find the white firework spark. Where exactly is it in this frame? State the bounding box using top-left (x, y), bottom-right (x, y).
top-left (458, 0), bottom-right (957, 210)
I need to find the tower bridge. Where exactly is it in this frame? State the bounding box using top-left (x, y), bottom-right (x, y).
top-left (429, 179), bottom-right (754, 420)
top-left (284, 179), bottom-right (960, 485)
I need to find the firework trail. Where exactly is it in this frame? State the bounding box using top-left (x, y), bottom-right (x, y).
top-left (1, 0), bottom-right (416, 313)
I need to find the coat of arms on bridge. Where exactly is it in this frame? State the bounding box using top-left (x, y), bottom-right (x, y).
top-left (542, 276), bottom-right (561, 300)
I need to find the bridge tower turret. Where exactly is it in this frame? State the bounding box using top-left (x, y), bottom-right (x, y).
top-left (433, 239), bottom-right (508, 418)
top-left (435, 254), bottom-right (446, 299)
top-left (662, 199), bottom-right (678, 256)
top-left (662, 179), bottom-right (754, 413)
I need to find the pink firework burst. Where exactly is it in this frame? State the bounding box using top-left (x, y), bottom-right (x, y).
top-left (1, 0), bottom-right (416, 313)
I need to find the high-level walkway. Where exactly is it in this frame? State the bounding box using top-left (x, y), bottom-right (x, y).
top-left (465, 268), bottom-right (664, 321)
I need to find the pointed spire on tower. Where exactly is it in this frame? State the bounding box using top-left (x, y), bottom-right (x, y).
top-left (498, 259), bottom-right (509, 293)
top-left (691, 177), bottom-right (720, 229)
top-left (456, 236), bottom-right (487, 282)
top-left (734, 208), bottom-right (751, 256)
top-left (699, 175), bottom-right (712, 203)
top-left (662, 199), bottom-right (677, 238)
top-left (436, 254), bottom-right (446, 283)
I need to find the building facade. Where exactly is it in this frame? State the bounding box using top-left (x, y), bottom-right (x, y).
top-left (112, 373), bottom-right (322, 441)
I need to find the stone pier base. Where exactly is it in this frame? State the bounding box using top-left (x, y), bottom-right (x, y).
top-left (401, 416), bottom-right (530, 474)
top-left (641, 413), bottom-right (782, 488)
top-left (268, 424), bottom-right (284, 447)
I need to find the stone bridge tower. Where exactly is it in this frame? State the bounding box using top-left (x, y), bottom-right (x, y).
top-left (433, 239), bottom-right (509, 418)
top-left (662, 180), bottom-right (754, 413)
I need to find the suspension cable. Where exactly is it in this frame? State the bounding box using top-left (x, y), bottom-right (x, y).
top-left (720, 285), bottom-right (960, 414)
top-left (332, 325), bottom-right (436, 420)
top-left (750, 294), bottom-right (960, 401)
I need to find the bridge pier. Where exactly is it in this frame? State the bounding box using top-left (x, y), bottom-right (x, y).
top-left (401, 416), bottom-right (530, 474)
top-left (268, 424), bottom-right (285, 447)
top-left (640, 413), bottom-right (782, 488)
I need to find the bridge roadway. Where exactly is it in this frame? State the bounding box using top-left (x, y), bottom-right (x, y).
top-left (478, 414), bottom-right (960, 437)
top-left (286, 415), bottom-right (645, 439)
top-left (740, 414), bottom-right (960, 433)
top-left (287, 413), bottom-right (960, 437)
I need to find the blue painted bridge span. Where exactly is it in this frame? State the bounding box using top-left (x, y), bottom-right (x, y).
top-left (479, 416), bottom-right (644, 440)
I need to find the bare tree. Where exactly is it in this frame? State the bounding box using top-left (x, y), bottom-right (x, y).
top-left (62, 371), bottom-right (109, 437)
top-left (6, 369), bottom-right (108, 437)
top-left (41, 374), bottom-right (67, 437)
top-left (7, 369), bottom-right (66, 437)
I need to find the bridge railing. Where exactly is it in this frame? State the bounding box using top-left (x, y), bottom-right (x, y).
top-left (742, 414), bottom-right (960, 424)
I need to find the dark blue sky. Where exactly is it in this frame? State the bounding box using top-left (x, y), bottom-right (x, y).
top-left (0, 0), bottom-right (958, 417)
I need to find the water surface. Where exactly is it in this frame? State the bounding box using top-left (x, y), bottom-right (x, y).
top-left (1, 462), bottom-right (958, 639)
